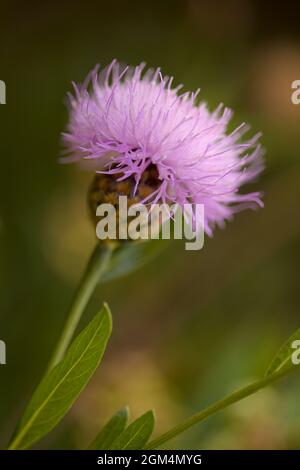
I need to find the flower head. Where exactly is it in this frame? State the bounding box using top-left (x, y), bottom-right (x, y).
top-left (63, 60), bottom-right (264, 236)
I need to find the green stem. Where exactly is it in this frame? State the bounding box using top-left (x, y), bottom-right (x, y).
top-left (46, 243), bottom-right (115, 372)
top-left (145, 366), bottom-right (296, 449)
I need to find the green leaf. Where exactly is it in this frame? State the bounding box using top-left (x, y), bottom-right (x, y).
top-left (102, 240), bottom-right (168, 282)
top-left (110, 410), bottom-right (155, 450)
top-left (265, 327), bottom-right (300, 376)
top-left (88, 407), bottom-right (129, 450)
top-left (9, 304), bottom-right (112, 450)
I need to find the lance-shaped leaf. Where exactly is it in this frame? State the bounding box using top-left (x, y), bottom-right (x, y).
top-left (88, 407), bottom-right (129, 450)
top-left (9, 304), bottom-right (112, 450)
top-left (102, 240), bottom-right (168, 282)
top-left (110, 410), bottom-right (155, 450)
top-left (265, 327), bottom-right (300, 376)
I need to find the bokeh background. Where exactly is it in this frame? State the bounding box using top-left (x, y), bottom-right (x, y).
top-left (1, 0), bottom-right (300, 449)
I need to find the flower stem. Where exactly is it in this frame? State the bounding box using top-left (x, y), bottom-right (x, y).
top-left (145, 366), bottom-right (296, 449)
top-left (46, 243), bottom-right (115, 372)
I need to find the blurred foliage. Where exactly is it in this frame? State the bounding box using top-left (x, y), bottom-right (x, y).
top-left (0, 0), bottom-right (300, 449)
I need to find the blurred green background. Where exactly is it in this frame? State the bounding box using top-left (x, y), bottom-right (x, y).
top-left (1, 0), bottom-right (300, 449)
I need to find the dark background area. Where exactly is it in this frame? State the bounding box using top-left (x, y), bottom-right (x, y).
top-left (1, 0), bottom-right (300, 449)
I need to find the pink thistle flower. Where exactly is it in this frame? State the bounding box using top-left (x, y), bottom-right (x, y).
top-left (62, 60), bottom-right (264, 236)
